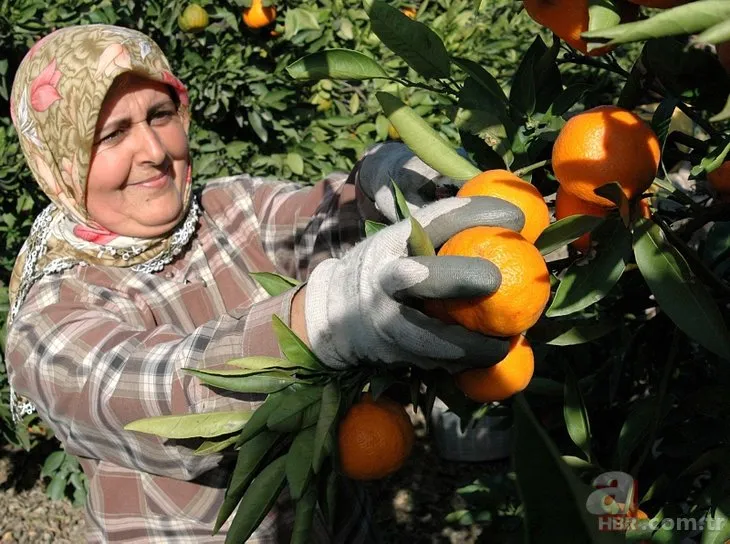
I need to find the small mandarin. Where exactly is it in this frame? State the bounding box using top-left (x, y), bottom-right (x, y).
top-left (457, 169), bottom-right (550, 244)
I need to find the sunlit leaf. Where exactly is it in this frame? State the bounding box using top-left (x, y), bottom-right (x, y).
top-left (271, 315), bottom-right (324, 370)
top-left (286, 49), bottom-right (389, 80)
top-left (535, 215), bottom-right (606, 256)
top-left (184, 368), bottom-right (297, 394)
top-left (124, 410), bottom-right (252, 439)
top-left (376, 92), bottom-right (481, 181)
top-left (286, 427), bottom-right (316, 500)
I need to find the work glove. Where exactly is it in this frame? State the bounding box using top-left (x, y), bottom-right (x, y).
top-left (304, 196), bottom-right (525, 373)
top-left (355, 142), bottom-right (459, 223)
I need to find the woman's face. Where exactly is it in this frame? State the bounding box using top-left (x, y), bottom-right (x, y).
top-left (86, 73), bottom-right (189, 238)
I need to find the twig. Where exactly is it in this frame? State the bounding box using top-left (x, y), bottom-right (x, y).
top-left (674, 202), bottom-right (730, 240)
top-left (558, 53), bottom-right (631, 79)
top-left (514, 159), bottom-right (551, 178)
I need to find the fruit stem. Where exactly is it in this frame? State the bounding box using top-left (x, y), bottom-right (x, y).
top-left (513, 160), bottom-right (551, 178)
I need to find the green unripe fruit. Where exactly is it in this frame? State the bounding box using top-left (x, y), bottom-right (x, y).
top-left (178, 4), bottom-right (209, 33)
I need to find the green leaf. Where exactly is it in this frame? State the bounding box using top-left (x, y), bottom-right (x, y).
top-left (286, 49), bottom-right (389, 81)
top-left (546, 219), bottom-right (632, 317)
top-left (286, 153), bottom-right (304, 175)
top-left (249, 272), bottom-right (301, 297)
top-left (46, 474), bottom-right (67, 501)
top-left (271, 315), bottom-right (324, 370)
top-left (236, 393), bottom-right (286, 446)
top-left (392, 180), bottom-right (411, 220)
top-left (286, 427), bottom-right (316, 500)
top-left (582, 0), bottom-right (730, 46)
top-left (41, 451), bottom-right (66, 478)
top-left (451, 57), bottom-right (508, 114)
top-left (563, 365), bottom-right (592, 462)
top-left (215, 431), bottom-right (282, 533)
top-left (702, 498), bottom-right (730, 544)
top-left (512, 394), bottom-right (623, 543)
top-left (376, 92), bottom-right (480, 181)
top-left (267, 386), bottom-right (323, 428)
top-left (184, 368), bottom-right (297, 394)
top-left (651, 97), bottom-right (679, 152)
top-left (408, 217), bottom-right (436, 257)
top-left (364, 220), bottom-right (387, 237)
top-left (588, 0), bottom-right (621, 34)
top-left (290, 484), bottom-right (318, 544)
top-left (225, 356), bottom-right (302, 371)
top-left (225, 454), bottom-right (287, 544)
top-left (364, 0), bottom-right (451, 80)
top-left (692, 140), bottom-right (730, 177)
top-left (696, 18), bottom-right (730, 44)
top-left (616, 397), bottom-right (655, 471)
top-left (124, 410), bottom-right (252, 439)
top-left (535, 215), bottom-right (606, 256)
top-left (510, 36), bottom-right (562, 116)
top-left (633, 219), bottom-right (730, 359)
top-left (313, 382), bottom-right (341, 474)
top-left (194, 434), bottom-right (239, 455)
top-left (247, 110), bottom-right (268, 143)
top-left (269, 400), bottom-right (322, 433)
top-left (528, 318), bottom-right (617, 346)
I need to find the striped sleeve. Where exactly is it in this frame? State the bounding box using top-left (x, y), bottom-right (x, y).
top-left (4, 273), bottom-right (300, 481)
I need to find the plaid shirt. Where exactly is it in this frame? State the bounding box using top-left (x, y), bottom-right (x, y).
top-left (5, 170), bottom-right (382, 543)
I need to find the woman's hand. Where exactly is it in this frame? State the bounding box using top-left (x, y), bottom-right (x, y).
top-left (355, 142), bottom-right (459, 223)
top-left (303, 195), bottom-right (525, 373)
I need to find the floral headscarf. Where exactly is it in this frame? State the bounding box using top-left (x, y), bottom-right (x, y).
top-left (8, 24), bottom-right (201, 328)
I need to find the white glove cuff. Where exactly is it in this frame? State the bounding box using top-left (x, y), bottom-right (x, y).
top-left (303, 259), bottom-right (349, 370)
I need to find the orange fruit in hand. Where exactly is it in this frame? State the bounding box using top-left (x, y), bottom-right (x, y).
top-left (425, 227), bottom-right (551, 337)
top-left (552, 105), bottom-right (661, 208)
top-left (455, 335), bottom-right (534, 402)
top-left (243, 0), bottom-right (277, 29)
top-left (628, 0), bottom-right (691, 7)
top-left (523, 0), bottom-right (637, 56)
top-left (338, 394), bottom-right (415, 481)
top-left (554, 186), bottom-right (610, 252)
top-left (457, 170), bottom-right (550, 244)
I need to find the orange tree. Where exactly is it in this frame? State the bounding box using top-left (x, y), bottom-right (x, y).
top-left (124, 1), bottom-right (730, 541)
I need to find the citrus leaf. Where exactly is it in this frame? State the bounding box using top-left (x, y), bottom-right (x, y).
top-left (692, 140), bottom-right (730, 177)
top-left (313, 382), bottom-right (341, 474)
top-left (376, 92), bottom-right (481, 181)
top-left (225, 356), bottom-right (302, 371)
top-left (124, 410), bottom-right (252, 439)
top-left (286, 427), bottom-right (316, 500)
top-left (408, 217), bottom-right (436, 257)
top-left (225, 454), bottom-right (287, 544)
top-left (364, 219), bottom-right (387, 237)
top-left (271, 314), bottom-right (324, 370)
top-left (633, 219), bottom-right (730, 359)
top-left (286, 48), bottom-right (388, 81)
top-left (587, 0), bottom-right (622, 53)
top-left (581, 0), bottom-right (730, 46)
top-left (563, 365), bottom-right (593, 462)
top-left (549, 84), bottom-right (591, 117)
top-left (236, 393), bottom-right (286, 446)
top-left (267, 386), bottom-right (323, 428)
top-left (697, 18), bottom-right (730, 44)
top-left (528, 318), bottom-right (617, 346)
top-left (451, 57), bottom-right (508, 113)
top-left (215, 431), bottom-right (282, 533)
top-left (512, 394), bottom-right (624, 543)
top-left (702, 498), bottom-right (730, 544)
top-left (535, 215), bottom-right (606, 256)
top-left (364, 0), bottom-right (451, 80)
top-left (547, 219), bottom-right (632, 317)
top-left (616, 397), bottom-right (655, 471)
top-left (321, 465), bottom-right (340, 533)
top-left (269, 400), bottom-right (322, 433)
top-left (249, 272), bottom-right (301, 297)
top-left (392, 180), bottom-right (411, 220)
top-left (194, 434), bottom-right (239, 456)
top-left (593, 182), bottom-right (629, 225)
top-left (290, 484), bottom-right (318, 544)
top-left (184, 368), bottom-right (298, 394)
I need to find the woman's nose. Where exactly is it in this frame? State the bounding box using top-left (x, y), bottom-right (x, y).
top-left (134, 122), bottom-right (167, 165)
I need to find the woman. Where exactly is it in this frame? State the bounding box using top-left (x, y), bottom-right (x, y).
top-left (5, 25), bottom-right (523, 542)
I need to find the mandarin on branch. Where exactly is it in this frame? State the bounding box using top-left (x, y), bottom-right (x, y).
top-left (455, 335), bottom-right (535, 403)
top-left (456, 169), bottom-right (550, 244)
top-left (552, 105), bottom-right (661, 208)
top-left (554, 185), bottom-right (610, 253)
top-left (243, 0), bottom-right (277, 29)
top-left (424, 226), bottom-right (550, 337)
top-left (338, 394), bottom-right (415, 481)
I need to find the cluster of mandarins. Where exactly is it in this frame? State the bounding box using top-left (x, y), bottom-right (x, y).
top-left (178, 1), bottom-right (276, 33)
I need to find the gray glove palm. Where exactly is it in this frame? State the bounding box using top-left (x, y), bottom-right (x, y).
top-left (355, 142), bottom-right (457, 223)
top-left (304, 195), bottom-right (525, 373)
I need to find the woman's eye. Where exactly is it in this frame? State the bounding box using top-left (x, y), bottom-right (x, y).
top-left (151, 110), bottom-right (175, 123)
top-left (99, 130), bottom-right (123, 144)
